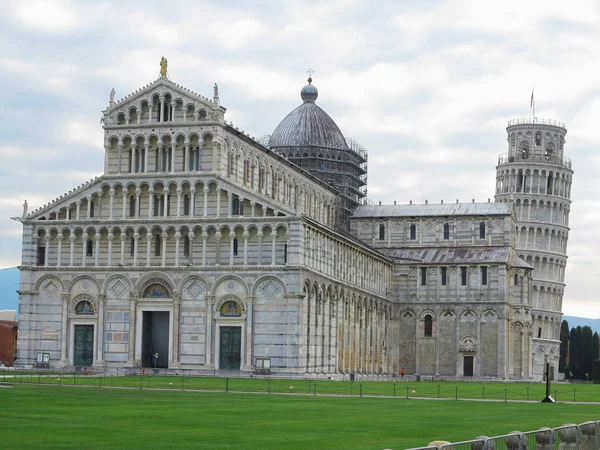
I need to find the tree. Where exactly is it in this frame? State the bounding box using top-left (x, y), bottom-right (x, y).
top-left (594, 332), bottom-right (600, 361)
top-left (559, 320), bottom-right (569, 372)
top-left (581, 326), bottom-right (594, 379)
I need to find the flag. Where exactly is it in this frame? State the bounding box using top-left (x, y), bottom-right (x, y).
top-left (530, 88), bottom-right (534, 108)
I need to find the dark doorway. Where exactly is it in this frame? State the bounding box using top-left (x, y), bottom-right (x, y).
top-left (74, 325), bottom-right (94, 366)
top-left (219, 327), bottom-right (241, 370)
top-left (463, 355), bottom-right (474, 377)
top-left (142, 311), bottom-right (170, 368)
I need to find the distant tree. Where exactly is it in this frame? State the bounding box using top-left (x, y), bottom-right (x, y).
top-left (581, 326), bottom-right (594, 379)
top-left (559, 320), bottom-right (570, 372)
top-left (569, 327), bottom-right (582, 379)
top-left (593, 332), bottom-right (600, 361)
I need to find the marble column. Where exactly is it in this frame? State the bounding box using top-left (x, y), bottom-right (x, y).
top-left (109, 189), bottom-right (115, 219)
top-left (93, 295), bottom-right (106, 368)
top-left (161, 233), bottom-right (168, 266)
top-left (58, 293), bottom-right (70, 367)
top-left (171, 296), bottom-right (181, 368)
top-left (56, 236), bottom-right (63, 267)
top-left (244, 296), bottom-right (255, 370)
top-left (107, 233), bottom-right (114, 266)
top-left (205, 296), bottom-right (214, 368)
top-left (126, 297), bottom-right (137, 366)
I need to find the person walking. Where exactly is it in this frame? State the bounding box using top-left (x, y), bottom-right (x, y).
top-left (401, 368), bottom-right (405, 379)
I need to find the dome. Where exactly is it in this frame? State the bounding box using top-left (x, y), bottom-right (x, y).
top-left (269, 78), bottom-right (348, 151)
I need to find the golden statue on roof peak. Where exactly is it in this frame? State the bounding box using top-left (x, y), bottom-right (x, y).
top-left (160, 57), bottom-right (168, 78)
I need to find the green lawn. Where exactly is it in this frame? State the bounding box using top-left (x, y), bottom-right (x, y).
top-left (1, 384), bottom-right (599, 449)
top-left (3, 372), bottom-right (600, 402)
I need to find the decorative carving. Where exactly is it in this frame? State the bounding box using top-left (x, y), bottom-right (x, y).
top-left (360, 222), bottom-right (371, 233)
top-left (425, 220), bottom-right (434, 230)
top-left (185, 280), bottom-right (205, 300)
top-left (461, 310), bottom-right (476, 322)
top-left (225, 280), bottom-right (237, 292)
top-left (459, 335), bottom-right (477, 352)
top-left (80, 280), bottom-right (91, 292)
top-left (482, 310), bottom-right (497, 323)
top-left (259, 280), bottom-right (281, 299)
top-left (42, 280), bottom-right (59, 298)
top-left (401, 310), bottom-right (415, 321)
top-left (108, 279), bottom-right (128, 299)
top-left (442, 310), bottom-right (455, 322)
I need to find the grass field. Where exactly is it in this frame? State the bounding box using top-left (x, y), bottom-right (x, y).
top-left (1, 383), bottom-right (599, 449)
top-left (3, 372), bottom-right (600, 402)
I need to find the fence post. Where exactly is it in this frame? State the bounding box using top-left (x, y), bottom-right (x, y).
top-left (504, 389), bottom-right (507, 402)
top-left (482, 386), bottom-right (485, 399)
top-left (555, 389), bottom-right (557, 401)
top-left (573, 388), bottom-right (576, 402)
top-left (406, 386), bottom-right (409, 399)
top-left (140, 376), bottom-right (142, 390)
top-left (438, 385), bottom-right (440, 398)
top-left (226, 378), bottom-right (229, 392)
top-left (527, 386), bottom-right (529, 401)
top-left (455, 387), bottom-right (458, 400)
top-left (360, 384), bottom-right (363, 398)
top-left (99, 376), bottom-right (102, 388)
top-left (313, 383), bottom-right (316, 396)
top-left (74, 371), bottom-right (76, 385)
top-left (20, 372), bottom-right (23, 384)
top-left (39, 373), bottom-right (41, 384)
top-left (393, 383), bottom-right (396, 397)
top-left (182, 379), bottom-right (185, 391)
top-left (111, 375), bottom-right (113, 387)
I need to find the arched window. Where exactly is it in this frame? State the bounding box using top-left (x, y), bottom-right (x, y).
top-left (424, 315), bottom-right (433, 337)
top-left (130, 236), bottom-right (135, 256)
top-left (129, 196), bottom-right (136, 217)
top-left (154, 234), bottom-right (161, 256)
top-left (86, 240), bottom-right (93, 257)
top-left (514, 273), bottom-right (519, 285)
top-left (183, 235), bottom-right (190, 257)
top-left (479, 222), bottom-right (486, 239)
top-left (89, 201), bottom-right (95, 218)
top-left (232, 198), bottom-right (240, 216)
top-left (443, 223), bottom-right (450, 240)
top-left (379, 224), bottom-right (385, 241)
top-left (183, 194), bottom-right (190, 216)
top-left (547, 173), bottom-right (553, 194)
top-left (233, 238), bottom-right (239, 256)
top-left (520, 141), bottom-right (530, 159)
top-left (410, 224), bottom-right (416, 240)
top-left (420, 267), bottom-right (427, 286)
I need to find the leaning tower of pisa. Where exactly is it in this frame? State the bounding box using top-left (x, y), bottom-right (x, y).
top-left (495, 117), bottom-right (573, 379)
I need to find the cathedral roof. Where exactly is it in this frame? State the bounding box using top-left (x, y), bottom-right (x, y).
top-left (352, 202), bottom-right (512, 218)
top-left (269, 77), bottom-right (348, 151)
top-left (379, 247), bottom-right (532, 269)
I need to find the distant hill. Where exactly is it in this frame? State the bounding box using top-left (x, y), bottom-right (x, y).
top-left (0, 267), bottom-right (19, 313)
top-left (563, 316), bottom-right (600, 334)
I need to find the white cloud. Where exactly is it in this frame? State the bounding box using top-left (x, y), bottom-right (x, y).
top-left (0, 0), bottom-right (599, 317)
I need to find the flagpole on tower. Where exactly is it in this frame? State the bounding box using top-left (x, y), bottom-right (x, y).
top-left (530, 87), bottom-right (535, 120)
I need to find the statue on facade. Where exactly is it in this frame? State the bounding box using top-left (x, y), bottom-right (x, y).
top-left (22, 200), bottom-right (28, 218)
top-left (214, 83), bottom-right (219, 98)
top-left (160, 57), bottom-right (168, 77)
top-left (109, 88), bottom-right (115, 102)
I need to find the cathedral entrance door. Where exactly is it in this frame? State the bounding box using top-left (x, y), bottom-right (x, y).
top-left (74, 325), bottom-right (94, 366)
top-left (219, 327), bottom-right (241, 370)
top-left (142, 311), bottom-right (170, 368)
top-left (463, 355), bottom-right (474, 377)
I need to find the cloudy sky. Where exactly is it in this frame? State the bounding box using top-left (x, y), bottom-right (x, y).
top-left (0, 0), bottom-right (598, 317)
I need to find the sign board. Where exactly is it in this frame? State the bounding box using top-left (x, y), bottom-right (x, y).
top-left (36, 352), bottom-right (50, 369)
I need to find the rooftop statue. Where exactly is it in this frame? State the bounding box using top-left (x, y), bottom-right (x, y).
top-left (160, 57), bottom-right (168, 78)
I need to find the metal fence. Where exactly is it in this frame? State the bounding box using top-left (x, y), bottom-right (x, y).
top-left (407, 421), bottom-right (599, 450)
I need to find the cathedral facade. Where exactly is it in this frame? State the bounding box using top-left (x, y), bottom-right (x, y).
top-left (15, 65), bottom-right (571, 380)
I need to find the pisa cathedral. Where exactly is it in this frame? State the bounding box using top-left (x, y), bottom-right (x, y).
top-left (15, 63), bottom-right (573, 380)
